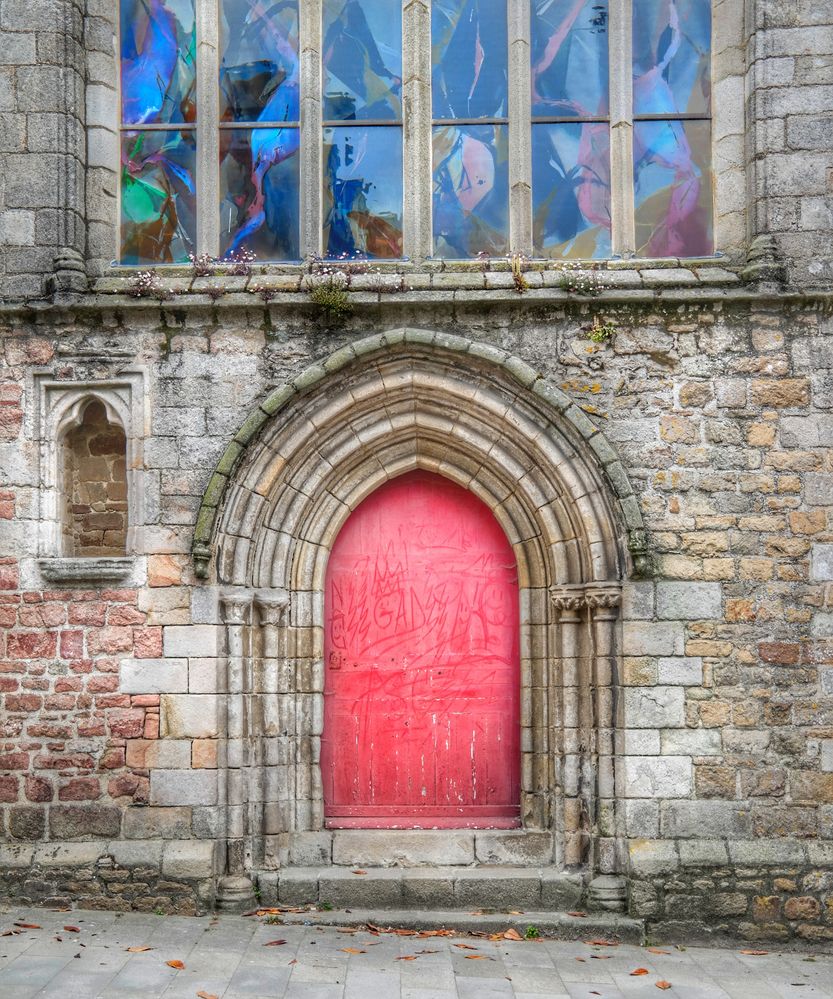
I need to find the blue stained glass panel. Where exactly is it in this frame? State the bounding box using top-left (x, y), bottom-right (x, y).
top-left (121, 0), bottom-right (196, 125)
top-left (633, 0), bottom-right (711, 116)
top-left (220, 0), bottom-right (299, 123)
top-left (120, 130), bottom-right (196, 263)
top-left (220, 128), bottom-right (300, 260)
top-left (323, 0), bottom-right (402, 121)
top-left (532, 123), bottom-right (610, 258)
top-left (323, 126), bottom-right (403, 258)
top-left (634, 119), bottom-right (713, 257)
top-left (531, 1), bottom-right (609, 118)
top-left (432, 124), bottom-right (509, 258)
top-left (432, 0), bottom-right (508, 119)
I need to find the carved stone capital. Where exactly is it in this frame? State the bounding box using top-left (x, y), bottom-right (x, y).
top-left (550, 585), bottom-right (588, 618)
top-left (550, 583), bottom-right (622, 619)
top-left (585, 586), bottom-right (622, 617)
top-left (220, 591), bottom-right (254, 626)
top-left (254, 589), bottom-right (290, 626)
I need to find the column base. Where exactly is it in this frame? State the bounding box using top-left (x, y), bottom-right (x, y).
top-left (215, 875), bottom-right (258, 914)
top-left (588, 874), bottom-right (627, 913)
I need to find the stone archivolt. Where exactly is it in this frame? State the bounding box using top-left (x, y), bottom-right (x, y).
top-left (203, 331), bottom-right (638, 891)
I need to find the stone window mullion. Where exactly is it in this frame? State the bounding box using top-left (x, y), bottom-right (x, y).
top-left (509, 0), bottom-right (532, 257)
top-left (609, 0), bottom-right (635, 258)
top-left (196, 0), bottom-right (220, 258)
top-left (402, 0), bottom-right (432, 264)
top-left (300, 0), bottom-right (323, 259)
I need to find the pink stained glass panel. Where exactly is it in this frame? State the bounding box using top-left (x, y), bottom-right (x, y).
top-left (633, 118), bottom-right (713, 258)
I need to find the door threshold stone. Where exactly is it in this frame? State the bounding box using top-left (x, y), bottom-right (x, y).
top-left (257, 865), bottom-right (588, 912)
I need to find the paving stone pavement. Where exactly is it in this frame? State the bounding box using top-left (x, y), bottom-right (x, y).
top-left (1, 907), bottom-right (833, 999)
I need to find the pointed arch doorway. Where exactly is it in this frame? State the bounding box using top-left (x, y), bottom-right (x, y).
top-left (321, 470), bottom-right (521, 829)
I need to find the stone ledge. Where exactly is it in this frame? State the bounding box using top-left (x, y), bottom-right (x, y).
top-left (37, 556), bottom-right (135, 583)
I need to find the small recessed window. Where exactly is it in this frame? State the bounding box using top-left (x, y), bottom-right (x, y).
top-left (61, 401), bottom-right (128, 557)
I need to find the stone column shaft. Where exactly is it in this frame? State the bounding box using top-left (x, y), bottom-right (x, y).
top-left (220, 592), bottom-right (253, 875)
top-left (254, 590), bottom-right (290, 862)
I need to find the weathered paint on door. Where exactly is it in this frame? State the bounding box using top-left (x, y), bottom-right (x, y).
top-left (321, 470), bottom-right (521, 828)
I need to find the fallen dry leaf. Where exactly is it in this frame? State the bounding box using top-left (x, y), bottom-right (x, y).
top-left (647, 948), bottom-right (671, 955)
top-left (575, 957), bottom-right (586, 963)
top-left (465, 954), bottom-right (492, 961)
top-left (740, 949), bottom-right (769, 956)
top-left (14, 923), bottom-right (41, 929)
top-left (340, 947), bottom-right (366, 955)
top-left (454, 943), bottom-right (478, 950)
top-left (630, 968), bottom-right (649, 976)
top-left (126, 946), bottom-right (152, 953)
top-left (352, 870), bottom-right (367, 875)
top-left (503, 928), bottom-right (523, 941)
top-left (656, 982), bottom-right (672, 991)
top-left (586, 939), bottom-right (619, 947)
top-left (567, 911), bottom-right (587, 918)
top-left (264, 940), bottom-right (287, 947)
top-left (63, 926), bottom-right (81, 933)
top-left (196, 992), bottom-right (219, 999)
top-left (166, 960), bottom-right (185, 970)
top-left (288, 959), bottom-right (297, 965)
top-left (508, 910), bottom-right (524, 915)
top-left (396, 955), bottom-right (418, 961)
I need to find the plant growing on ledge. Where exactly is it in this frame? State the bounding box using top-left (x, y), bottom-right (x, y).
top-left (188, 252), bottom-right (217, 278)
top-left (509, 251), bottom-right (530, 293)
top-left (123, 269), bottom-right (170, 299)
top-left (557, 261), bottom-right (604, 297)
top-left (306, 268), bottom-right (353, 324)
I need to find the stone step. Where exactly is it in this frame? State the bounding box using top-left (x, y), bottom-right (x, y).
top-left (259, 866), bottom-right (590, 914)
top-left (273, 905), bottom-right (645, 945)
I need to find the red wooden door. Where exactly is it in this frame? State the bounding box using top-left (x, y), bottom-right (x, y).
top-left (321, 470), bottom-right (520, 828)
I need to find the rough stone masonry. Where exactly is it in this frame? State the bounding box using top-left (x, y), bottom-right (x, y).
top-left (0, 0), bottom-right (832, 946)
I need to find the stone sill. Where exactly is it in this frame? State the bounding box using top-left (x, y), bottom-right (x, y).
top-left (88, 258), bottom-right (743, 298)
top-left (38, 557), bottom-right (135, 584)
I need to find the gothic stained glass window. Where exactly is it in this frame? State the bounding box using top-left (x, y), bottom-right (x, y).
top-left (321, 0), bottom-right (403, 259)
top-left (219, 0), bottom-right (301, 259)
top-left (119, 0), bottom-right (197, 263)
top-left (431, 0), bottom-right (509, 259)
top-left (117, 0), bottom-right (716, 264)
top-left (531, 0), bottom-right (611, 259)
top-left (632, 0), bottom-right (713, 256)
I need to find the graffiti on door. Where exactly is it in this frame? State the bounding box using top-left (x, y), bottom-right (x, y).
top-left (322, 470), bottom-right (521, 828)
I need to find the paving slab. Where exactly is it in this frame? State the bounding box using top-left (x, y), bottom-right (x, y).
top-left (0, 906), bottom-right (832, 999)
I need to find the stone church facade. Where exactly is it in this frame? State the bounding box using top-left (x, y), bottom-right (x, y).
top-left (1, 0), bottom-right (832, 942)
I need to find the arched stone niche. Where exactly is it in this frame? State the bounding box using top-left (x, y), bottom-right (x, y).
top-left (201, 330), bottom-right (645, 888)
